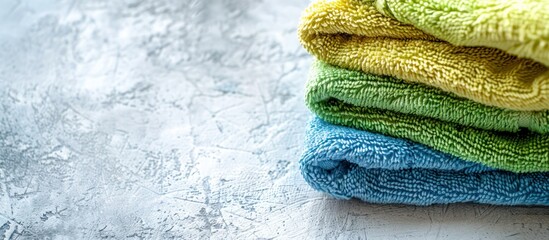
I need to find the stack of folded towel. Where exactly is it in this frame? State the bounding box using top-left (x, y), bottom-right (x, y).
top-left (298, 0), bottom-right (549, 205)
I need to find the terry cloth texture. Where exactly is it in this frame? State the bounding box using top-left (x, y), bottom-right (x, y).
top-left (309, 61), bottom-right (549, 134)
top-left (300, 118), bottom-right (549, 206)
top-left (298, 0), bottom-right (549, 111)
top-left (306, 62), bottom-right (549, 173)
top-left (373, 0), bottom-right (549, 66)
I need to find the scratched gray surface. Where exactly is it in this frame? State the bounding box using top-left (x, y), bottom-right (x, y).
top-left (1, 0), bottom-right (549, 239)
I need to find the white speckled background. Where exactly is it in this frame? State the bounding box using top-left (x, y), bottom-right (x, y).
top-left (1, 0), bottom-right (549, 239)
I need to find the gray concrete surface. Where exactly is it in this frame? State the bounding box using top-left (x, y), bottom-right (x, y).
top-left (0, 0), bottom-right (548, 239)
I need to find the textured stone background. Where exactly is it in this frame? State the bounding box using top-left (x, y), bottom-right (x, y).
top-left (1, 0), bottom-right (549, 239)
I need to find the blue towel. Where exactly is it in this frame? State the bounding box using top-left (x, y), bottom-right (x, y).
top-left (300, 117), bottom-right (549, 206)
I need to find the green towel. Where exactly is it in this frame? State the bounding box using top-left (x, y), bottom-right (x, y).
top-left (307, 61), bottom-right (549, 173)
top-left (374, 0), bottom-right (549, 66)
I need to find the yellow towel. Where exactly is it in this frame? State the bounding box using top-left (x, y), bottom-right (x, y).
top-left (298, 0), bottom-right (549, 111)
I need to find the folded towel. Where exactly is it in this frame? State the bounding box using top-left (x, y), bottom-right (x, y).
top-left (307, 61), bottom-right (549, 173)
top-left (299, 0), bottom-right (549, 111)
top-left (301, 118), bottom-right (549, 205)
top-left (374, 0), bottom-right (549, 66)
top-left (309, 61), bottom-right (549, 133)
